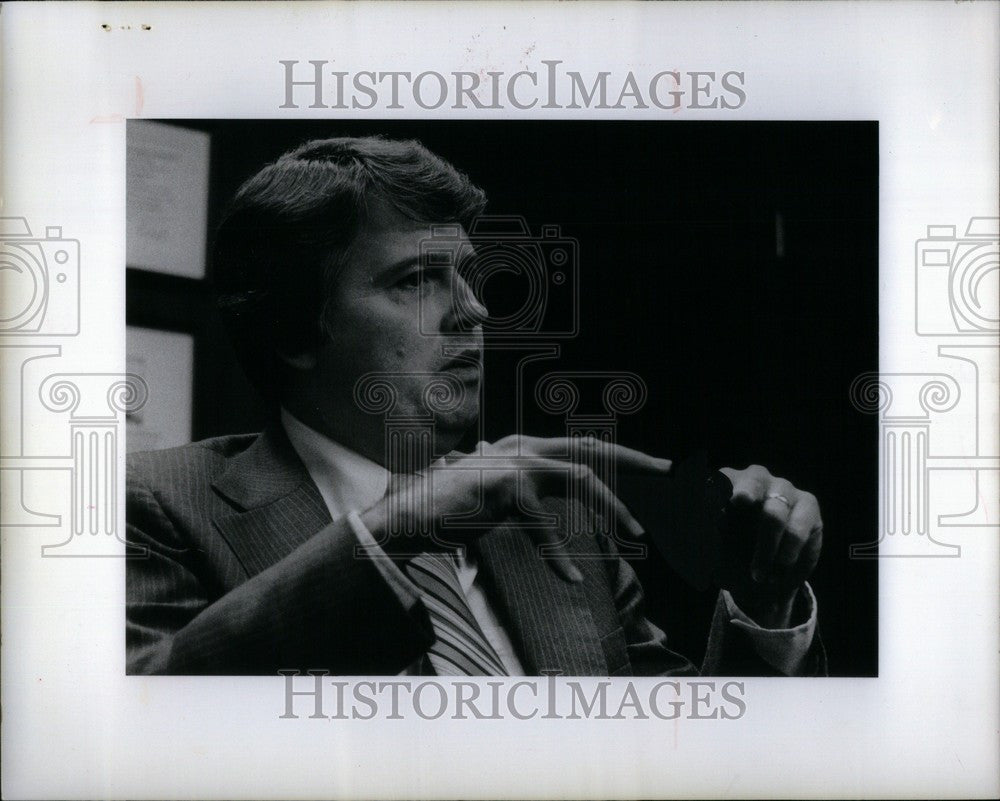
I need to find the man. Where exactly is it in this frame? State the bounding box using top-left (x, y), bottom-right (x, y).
top-left (126, 135), bottom-right (824, 676)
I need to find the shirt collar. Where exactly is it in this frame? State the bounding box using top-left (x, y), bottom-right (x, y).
top-left (280, 407), bottom-right (390, 521)
top-left (279, 408), bottom-right (475, 572)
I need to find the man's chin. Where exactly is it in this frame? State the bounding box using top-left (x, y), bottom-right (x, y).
top-left (432, 409), bottom-right (479, 454)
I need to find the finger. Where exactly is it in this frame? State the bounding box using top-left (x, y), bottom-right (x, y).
top-left (575, 463), bottom-right (647, 539)
top-left (519, 481), bottom-right (583, 584)
top-left (771, 488), bottom-right (822, 578)
top-left (532, 525), bottom-right (584, 584)
top-left (751, 492), bottom-right (793, 581)
top-left (794, 525), bottom-right (823, 583)
top-left (524, 436), bottom-right (673, 473)
top-left (527, 457), bottom-right (646, 539)
top-left (725, 465), bottom-right (773, 507)
top-left (773, 526), bottom-right (807, 573)
top-left (787, 491), bottom-right (822, 537)
top-left (587, 439), bottom-right (673, 473)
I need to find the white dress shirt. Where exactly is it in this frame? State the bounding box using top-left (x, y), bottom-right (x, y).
top-left (280, 408), bottom-right (816, 676)
top-left (281, 408), bottom-right (525, 675)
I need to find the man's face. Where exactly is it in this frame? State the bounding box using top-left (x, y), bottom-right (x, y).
top-left (296, 199), bottom-right (487, 460)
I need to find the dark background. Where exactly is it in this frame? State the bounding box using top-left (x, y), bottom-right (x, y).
top-left (127, 120), bottom-right (878, 676)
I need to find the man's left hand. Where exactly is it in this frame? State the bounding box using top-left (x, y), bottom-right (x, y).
top-left (718, 464), bottom-right (823, 628)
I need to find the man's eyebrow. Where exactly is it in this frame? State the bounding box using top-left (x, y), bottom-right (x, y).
top-left (376, 256), bottom-right (422, 280)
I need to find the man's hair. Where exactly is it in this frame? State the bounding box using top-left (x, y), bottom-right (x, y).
top-left (213, 135), bottom-right (488, 400)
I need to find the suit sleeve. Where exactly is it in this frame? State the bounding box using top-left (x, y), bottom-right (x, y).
top-left (702, 585), bottom-right (827, 676)
top-left (600, 536), bottom-right (827, 677)
top-left (126, 477), bottom-right (435, 675)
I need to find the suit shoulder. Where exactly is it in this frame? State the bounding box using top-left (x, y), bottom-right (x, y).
top-left (127, 433), bottom-right (259, 486)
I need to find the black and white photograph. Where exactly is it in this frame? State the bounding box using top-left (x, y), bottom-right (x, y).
top-left (2, 2), bottom-right (997, 799)
top-left (125, 119), bottom-right (878, 678)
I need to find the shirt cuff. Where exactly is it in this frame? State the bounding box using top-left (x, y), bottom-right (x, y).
top-left (718, 583), bottom-right (818, 676)
top-left (346, 510), bottom-right (424, 613)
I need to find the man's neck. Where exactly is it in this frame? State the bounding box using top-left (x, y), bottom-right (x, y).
top-left (279, 398), bottom-right (387, 466)
top-left (279, 398), bottom-right (463, 472)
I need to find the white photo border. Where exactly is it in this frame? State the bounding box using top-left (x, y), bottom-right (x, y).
top-left (1, 2), bottom-right (997, 799)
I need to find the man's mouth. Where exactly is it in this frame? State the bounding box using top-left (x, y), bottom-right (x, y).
top-left (439, 348), bottom-right (482, 374)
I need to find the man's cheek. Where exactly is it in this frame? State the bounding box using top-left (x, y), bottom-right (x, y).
top-left (386, 335), bottom-right (429, 369)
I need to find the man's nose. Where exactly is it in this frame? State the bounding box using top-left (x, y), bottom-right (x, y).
top-left (446, 275), bottom-right (489, 332)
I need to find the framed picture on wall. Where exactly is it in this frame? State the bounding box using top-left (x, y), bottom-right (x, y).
top-left (126, 120), bottom-right (211, 279)
top-left (125, 325), bottom-right (195, 453)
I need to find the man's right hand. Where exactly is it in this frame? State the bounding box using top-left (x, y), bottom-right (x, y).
top-left (359, 435), bottom-right (673, 583)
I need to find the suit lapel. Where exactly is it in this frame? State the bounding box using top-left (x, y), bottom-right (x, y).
top-left (476, 524), bottom-right (607, 677)
top-left (212, 423), bottom-right (332, 578)
top-left (211, 435), bottom-right (611, 674)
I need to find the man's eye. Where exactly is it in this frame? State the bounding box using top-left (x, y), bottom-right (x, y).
top-left (396, 267), bottom-right (450, 290)
top-left (396, 270), bottom-right (422, 289)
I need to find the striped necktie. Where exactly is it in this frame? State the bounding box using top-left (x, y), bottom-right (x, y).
top-left (405, 550), bottom-right (509, 676)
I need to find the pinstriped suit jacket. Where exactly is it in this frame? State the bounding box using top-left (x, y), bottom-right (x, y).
top-left (126, 425), bottom-right (818, 676)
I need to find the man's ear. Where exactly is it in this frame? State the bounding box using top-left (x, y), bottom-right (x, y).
top-left (275, 348), bottom-right (318, 371)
